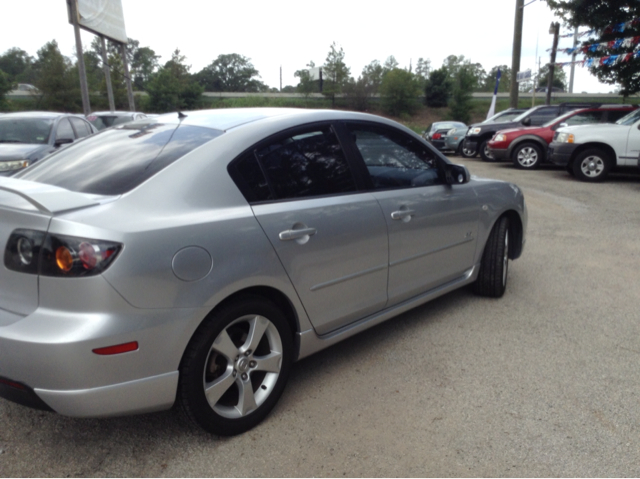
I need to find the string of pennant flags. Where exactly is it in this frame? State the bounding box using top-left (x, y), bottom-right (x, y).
top-left (551, 36), bottom-right (640, 55)
top-left (559, 17), bottom-right (640, 39)
top-left (554, 50), bottom-right (640, 68)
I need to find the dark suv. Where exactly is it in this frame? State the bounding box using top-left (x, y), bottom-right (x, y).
top-left (463, 103), bottom-right (605, 162)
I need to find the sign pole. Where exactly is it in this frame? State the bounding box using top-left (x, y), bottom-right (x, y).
top-left (68, 0), bottom-right (91, 115)
top-left (100, 35), bottom-right (116, 112)
top-left (120, 43), bottom-right (135, 111)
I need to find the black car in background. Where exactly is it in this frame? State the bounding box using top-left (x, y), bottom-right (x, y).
top-left (0, 112), bottom-right (97, 176)
top-left (463, 103), bottom-right (606, 162)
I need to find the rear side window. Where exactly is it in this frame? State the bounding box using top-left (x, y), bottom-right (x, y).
top-left (230, 126), bottom-right (357, 202)
top-left (16, 122), bottom-right (222, 195)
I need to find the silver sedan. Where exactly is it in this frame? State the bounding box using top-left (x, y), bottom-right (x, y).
top-left (0, 109), bottom-right (527, 436)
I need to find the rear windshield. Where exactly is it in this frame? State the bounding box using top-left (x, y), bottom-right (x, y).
top-left (88, 115), bottom-right (135, 130)
top-left (16, 121), bottom-right (223, 195)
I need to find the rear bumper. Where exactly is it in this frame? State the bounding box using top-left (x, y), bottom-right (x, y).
top-left (0, 276), bottom-right (206, 417)
top-left (548, 142), bottom-right (579, 166)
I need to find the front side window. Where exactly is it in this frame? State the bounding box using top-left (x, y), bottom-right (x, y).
top-left (527, 107), bottom-right (559, 125)
top-left (70, 117), bottom-right (92, 138)
top-left (56, 118), bottom-right (75, 141)
top-left (347, 124), bottom-right (443, 189)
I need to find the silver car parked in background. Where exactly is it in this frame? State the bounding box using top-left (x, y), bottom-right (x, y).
top-left (0, 109), bottom-right (527, 436)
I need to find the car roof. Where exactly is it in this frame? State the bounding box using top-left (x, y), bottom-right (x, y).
top-left (0, 111), bottom-right (70, 119)
top-left (147, 108), bottom-right (402, 132)
top-left (89, 111), bottom-right (146, 116)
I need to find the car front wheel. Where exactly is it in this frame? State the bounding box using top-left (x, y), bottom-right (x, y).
top-left (479, 140), bottom-right (496, 162)
top-left (512, 142), bottom-right (543, 169)
top-left (473, 216), bottom-right (510, 298)
top-left (572, 149), bottom-right (611, 182)
top-left (178, 296), bottom-right (293, 436)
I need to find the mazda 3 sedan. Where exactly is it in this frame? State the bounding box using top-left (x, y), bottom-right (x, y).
top-left (0, 109), bottom-right (527, 436)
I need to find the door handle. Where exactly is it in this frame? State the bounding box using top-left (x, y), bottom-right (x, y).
top-left (279, 227), bottom-right (317, 241)
top-left (391, 209), bottom-right (415, 220)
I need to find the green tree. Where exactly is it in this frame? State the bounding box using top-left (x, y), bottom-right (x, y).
top-left (424, 66), bottom-right (451, 107)
top-left (537, 64), bottom-right (567, 91)
top-left (481, 65), bottom-right (511, 92)
top-left (414, 57), bottom-right (431, 89)
top-left (322, 42), bottom-right (351, 106)
top-left (146, 49), bottom-right (203, 112)
top-left (379, 68), bottom-right (421, 117)
top-left (547, 0), bottom-right (640, 98)
top-left (442, 55), bottom-right (485, 91)
top-left (0, 48), bottom-right (33, 83)
top-left (294, 61), bottom-right (318, 96)
top-left (31, 40), bottom-right (80, 111)
top-left (0, 69), bottom-right (13, 110)
top-left (361, 60), bottom-right (384, 94)
top-left (196, 53), bottom-right (266, 92)
top-left (449, 65), bottom-right (476, 124)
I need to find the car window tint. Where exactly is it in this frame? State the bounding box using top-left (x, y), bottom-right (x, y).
top-left (564, 111), bottom-right (603, 126)
top-left (607, 110), bottom-right (633, 122)
top-left (527, 107), bottom-right (558, 125)
top-left (233, 153), bottom-right (273, 202)
top-left (0, 118), bottom-right (53, 144)
top-left (254, 127), bottom-right (356, 200)
top-left (348, 124), bottom-right (443, 189)
top-left (17, 122), bottom-right (223, 195)
top-left (70, 117), bottom-right (92, 138)
top-left (56, 118), bottom-right (75, 140)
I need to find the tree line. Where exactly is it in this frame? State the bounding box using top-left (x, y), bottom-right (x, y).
top-left (2, 0), bottom-right (638, 119)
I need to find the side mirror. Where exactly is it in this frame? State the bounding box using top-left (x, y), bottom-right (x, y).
top-left (444, 163), bottom-right (470, 185)
top-left (54, 138), bottom-right (74, 147)
top-left (521, 117), bottom-right (531, 126)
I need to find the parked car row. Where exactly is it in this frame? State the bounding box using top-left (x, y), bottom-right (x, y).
top-left (429, 103), bottom-right (640, 183)
top-left (0, 110), bottom-right (148, 175)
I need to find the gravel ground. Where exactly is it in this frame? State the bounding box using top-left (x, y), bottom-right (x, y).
top-left (1, 155), bottom-right (639, 477)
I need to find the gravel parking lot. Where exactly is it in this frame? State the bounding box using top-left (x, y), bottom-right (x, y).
top-left (1, 156), bottom-right (639, 477)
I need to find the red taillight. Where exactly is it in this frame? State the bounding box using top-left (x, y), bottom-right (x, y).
top-left (92, 341), bottom-right (139, 355)
top-left (433, 133), bottom-right (442, 139)
top-left (0, 377), bottom-right (26, 390)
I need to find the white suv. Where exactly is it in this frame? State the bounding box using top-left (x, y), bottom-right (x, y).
top-left (548, 108), bottom-right (640, 182)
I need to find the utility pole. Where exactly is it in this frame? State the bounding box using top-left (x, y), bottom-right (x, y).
top-left (569, 26), bottom-right (578, 93)
top-left (510, 0), bottom-right (525, 108)
top-left (68, 0), bottom-right (91, 115)
top-left (546, 22), bottom-right (560, 105)
top-left (120, 43), bottom-right (135, 111)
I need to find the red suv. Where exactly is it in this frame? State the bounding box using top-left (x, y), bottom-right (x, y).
top-left (487, 105), bottom-right (637, 169)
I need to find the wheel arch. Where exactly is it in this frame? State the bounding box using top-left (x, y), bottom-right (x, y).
top-left (508, 135), bottom-right (548, 160)
top-left (501, 210), bottom-right (524, 260)
top-left (569, 142), bottom-right (616, 168)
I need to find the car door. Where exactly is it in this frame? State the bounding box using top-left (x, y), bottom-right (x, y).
top-left (229, 123), bottom-right (389, 335)
top-left (624, 119), bottom-right (640, 165)
top-left (342, 122), bottom-right (480, 306)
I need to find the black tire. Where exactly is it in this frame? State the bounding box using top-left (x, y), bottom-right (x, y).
top-left (479, 140), bottom-right (496, 162)
top-left (178, 295), bottom-right (293, 436)
top-left (512, 142), bottom-right (544, 169)
top-left (572, 148), bottom-right (612, 182)
top-left (473, 216), bottom-right (510, 298)
top-left (460, 144), bottom-right (478, 158)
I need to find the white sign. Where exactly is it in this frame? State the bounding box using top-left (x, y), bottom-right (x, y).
top-left (516, 70), bottom-right (532, 82)
top-left (69, 0), bottom-right (128, 44)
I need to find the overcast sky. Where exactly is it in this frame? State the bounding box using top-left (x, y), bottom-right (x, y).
top-left (0, 0), bottom-right (619, 94)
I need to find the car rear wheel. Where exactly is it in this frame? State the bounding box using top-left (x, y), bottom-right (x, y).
top-left (572, 149), bottom-right (611, 182)
top-left (473, 216), bottom-right (509, 298)
top-left (512, 142), bottom-right (543, 169)
top-left (178, 296), bottom-right (292, 436)
top-left (479, 140), bottom-right (496, 162)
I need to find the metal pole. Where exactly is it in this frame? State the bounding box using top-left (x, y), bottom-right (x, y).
top-left (569, 26), bottom-right (578, 93)
top-left (68, 0), bottom-right (91, 115)
top-left (120, 43), bottom-right (136, 111)
top-left (546, 22), bottom-right (560, 105)
top-left (510, 0), bottom-right (524, 108)
top-left (100, 36), bottom-right (116, 112)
